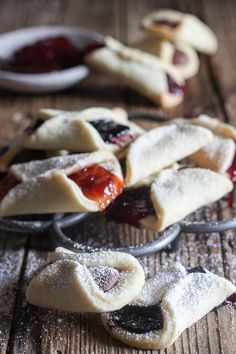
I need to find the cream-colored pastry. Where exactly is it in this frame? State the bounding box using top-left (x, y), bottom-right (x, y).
top-left (0, 151), bottom-right (123, 216)
top-left (135, 37), bottom-right (199, 79)
top-left (189, 135), bottom-right (235, 173)
top-left (125, 123), bottom-right (213, 186)
top-left (107, 167), bottom-right (233, 231)
top-left (25, 107), bottom-right (144, 153)
top-left (85, 37), bottom-right (185, 109)
top-left (102, 262), bottom-right (236, 349)
top-left (26, 247), bottom-right (145, 313)
top-left (142, 9), bottom-right (218, 54)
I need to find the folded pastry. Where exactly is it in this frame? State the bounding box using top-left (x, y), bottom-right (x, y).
top-left (142, 9), bottom-right (218, 54)
top-left (125, 123), bottom-right (213, 186)
top-left (135, 37), bottom-right (199, 79)
top-left (25, 107), bottom-right (144, 153)
top-left (26, 247), bottom-right (145, 313)
top-left (106, 167), bottom-right (233, 231)
top-left (168, 115), bottom-right (236, 173)
top-left (101, 262), bottom-right (236, 349)
top-left (85, 37), bottom-right (185, 109)
top-left (0, 107), bottom-right (143, 169)
top-left (0, 151), bottom-right (123, 216)
top-left (190, 135), bottom-right (236, 173)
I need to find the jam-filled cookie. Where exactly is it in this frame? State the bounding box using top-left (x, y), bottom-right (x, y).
top-left (101, 262), bottom-right (236, 349)
top-left (124, 123), bottom-right (213, 186)
top-left (85, 37), bottom-right (185, 109)
top-left (0, 107), bottom-right (144, 168)
top-left (142, 9), bottom-right (218, 54)
top-left (106, 167), bottom-right (232, 231)
top-left (26, 247), bottom-right (145, 313)
top-left (135, 37), bottom-right (199, 79)
top-left (0, 151), bottom-right (123, 216)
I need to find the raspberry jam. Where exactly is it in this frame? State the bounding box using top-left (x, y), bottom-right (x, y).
top-left (153, 19), bottom-right (179, 28)
top-left (106, 186), bottom-right (156, 228)
top-left (0, 173), bottom-right (19, 201)
top-left (69, 164), bottom-right (123, 211)
top-left (227, 155), bottom-right (236, 207)
top-left (109, 304), bottom-right (163, 334)
top-left (167, 74), bottom-right (186, 96)
top-left (1, 36), bottom-right (104, 73)
top-left (89, 119), bottom-right (132, 146)
top-left (173, 49), bottom-right (188, 65)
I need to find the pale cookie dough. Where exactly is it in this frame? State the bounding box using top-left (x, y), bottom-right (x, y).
top-left (106, 167), bottom-right (232, 231)
top-left (25, 107), bottom-right (144, 153)
top-left (26, 248), bottom-right (145, 313)
top-left (0, 151), bottom-right (123, 216)
top-left (135, 37), bottom-right (199, 79)
top-left (101, 262), bottom-right (236, 349)
top-left (85, 37), bottom-right (185, 109)
top-left (125, 123), bottom-right (213, 186)
top-left (142, 9), bottom-right (218, 54)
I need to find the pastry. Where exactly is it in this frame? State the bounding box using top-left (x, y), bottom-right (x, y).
top-left (125, 123), bottom-right (213, 186)
top-left (106, 167), bottom-right (233, 231)
top-left (189, 135), bottom-right (236, 173)
top-left (0, 107), bottom-right (144, 168)
top-left (142, 9), bottom-right (218, 54)
top-left (0, 151), bottom-right (123, 216)
top-left (101, 262), bottom-right (236, 349)
top-left (26, 247), bottom-right (145, 313)
top-left (135, 37), bottom-right (199, 79)
top-left (85, 37), bottom-right (185, 109)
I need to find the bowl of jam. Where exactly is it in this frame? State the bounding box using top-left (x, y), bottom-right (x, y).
top-left (0, 26), bottom-right (104, 93)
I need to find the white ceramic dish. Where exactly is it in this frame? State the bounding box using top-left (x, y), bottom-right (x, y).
top-left (0, 26), bottom-right (103, 93)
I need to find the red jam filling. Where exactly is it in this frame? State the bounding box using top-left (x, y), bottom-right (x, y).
top-left (69, 164), bottom-right (123, 211)
top-left (89, 119), bottom-right (132, 147)
top-left (227, 155), bottom-right (236, 207)
top-left (153, 19), bottom-right (179, 28)
top-left (105, 186), bottom-right (156, 228)
top-left (167, 73), bottom-right (186, 96)
top-left (173, 49), bottom-right (188, 65)
top-left (1, 36), bottom-right (104, 73)
top-left (0, 173), bottom-right (19, 201)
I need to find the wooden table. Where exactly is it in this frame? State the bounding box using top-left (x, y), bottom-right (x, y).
top-left (0, 1), bottom-right (236, 353)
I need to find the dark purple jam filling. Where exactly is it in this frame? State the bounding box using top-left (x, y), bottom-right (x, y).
top-left (105, 186), bottom-right (156, 228)
top-left (110, 304), bottom-right (163, 334)
top-left (173, 49), bottom-right (188, 65)
top-left (153, 19), bottom-right (179, 28)
top-left (24, 119), bottom-right (44, 135)
top-left (1, 36), bottom-right (104, 73)
top-left (187, 266), bottom-right (206, 274)
top-left (89, 266), bottom-right (119, 292)
top-left (89, 119), bottom-right (132, 146)
top-left (166, 74), bottom-right (186, 96)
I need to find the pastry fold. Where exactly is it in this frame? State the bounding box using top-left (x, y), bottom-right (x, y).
top-left (125, 124), bottom-right (213, 186)
top-left (85, 37), bottom-right (185, 109)
top-left (101, 262), bottom-right (236, 349)
top-left (135, 38), bottom-right (199, 79)
top-left (142, 9), bottom-right (218, 54)
top-left (26, 247), bottom-right (145, 313)
top-left (0, 151), bottom-right (123, 216)
top-left (25, 107), bottom-right (144, 153)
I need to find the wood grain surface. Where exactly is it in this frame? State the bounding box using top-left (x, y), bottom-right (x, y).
top-left (0, 0), bottom-right (236, 353)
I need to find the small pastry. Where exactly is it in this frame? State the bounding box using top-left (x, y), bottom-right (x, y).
top-left (189, 135), bottom-right (236, 173)
top-left (142, 9), bottom-right (218, 54)
top-left (26, 247), bottom-right (145, 313)
top-left (125, 123), bottom-right (213, 186)
top-left (106, 167), bottom-right (233, 231)
top-left (101, 262), bottom-right (236, 349)
top-left (0, 151), bottom-right (123, 216)
top-left (135, 37), bottom-right (199, 79)
top-left (85, 37), bottom-right (185, 109)
top-left (0, 107), bottom-right (144, 168)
